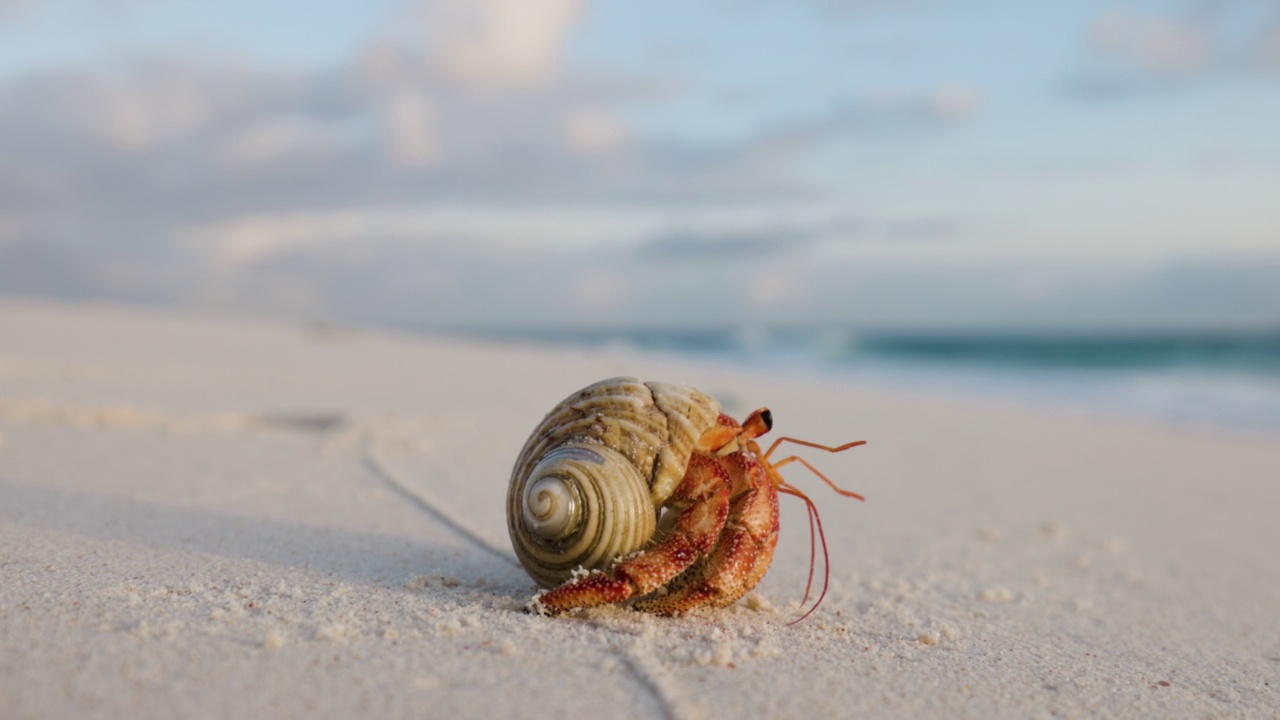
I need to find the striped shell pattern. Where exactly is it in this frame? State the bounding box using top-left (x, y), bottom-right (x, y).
top-left (506, 377), bottom-right (721, 588)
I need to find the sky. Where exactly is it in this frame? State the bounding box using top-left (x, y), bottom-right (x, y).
top-left (1, 0), bottom-right (1279, 330)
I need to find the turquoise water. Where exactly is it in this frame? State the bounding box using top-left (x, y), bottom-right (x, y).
top-left (468, 327), bottom-right (1280, 431)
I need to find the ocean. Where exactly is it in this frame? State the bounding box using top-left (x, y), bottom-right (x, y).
top-left (466, 327), bottom-right (1280, 432)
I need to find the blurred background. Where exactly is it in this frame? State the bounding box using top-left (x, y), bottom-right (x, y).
top-left (2, 0), bottom-right (1279, 425)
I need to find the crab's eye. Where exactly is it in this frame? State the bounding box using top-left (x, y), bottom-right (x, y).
top-left (759, 409), bottom-right (773, 431)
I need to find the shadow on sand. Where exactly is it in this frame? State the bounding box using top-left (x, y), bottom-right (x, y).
top-left (0, 476), bottom-right (530, 595)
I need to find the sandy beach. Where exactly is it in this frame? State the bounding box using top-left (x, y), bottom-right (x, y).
top-left (1, 297), bottom-right (1277, 719)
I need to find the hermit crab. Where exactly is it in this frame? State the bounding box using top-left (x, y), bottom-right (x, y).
top-left (507, 377), bottom-right (864, 621)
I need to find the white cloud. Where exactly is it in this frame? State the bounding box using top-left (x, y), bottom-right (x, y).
top-left (216, 116), bottom-right (344, 169)
top-left (418, 0), bottom-right (586, 88)
top-left (1090, 11), bottom-right (1138, 51)
top-left (384, 88), bottom-right (440, 167)
top-left (0, 0), bottom-right (38, 24)
top-left (66, 66), bottom-right (236, 152)
top-left (929, 86), bottom-right (981, 121)
top-left (747, 269), bottom-right (801, 310)
top-left (560, 106), bottom-right (628, 156)
top-left (174, 206), bottom-right (665, 268)
top-left (1085, 9), bottom-right (1234, 79)
top-left (357, 38), bottom-right (414, 90)
top-left (1138, 21), bottom-right (1209, 72)
top-left (1257, 22), bottom-right (1280, 72)
top-left (571, 268), bottom-right (630, 315)
top-left (3, 0), bottom-right (1279, 333)
top-left (178, 212), bottom-right (356, 267)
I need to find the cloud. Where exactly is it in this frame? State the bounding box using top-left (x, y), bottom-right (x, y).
top-left (928, 86), bottom-right (982, 120)
top-left (1258, 21), bottom-right (1280, 72)
top-left (0, 0), bottom-right (997, 329)
top-left (1090, 13), bottom-right (1210, 72)
top-left (215, 116), bottom-right (348, 170)
top-left (0, 0), bottom-right (983, 251)
top-left (383, 88), bottom-right (441, 167)
top-left (741, 86), bottom-right (981, 160)
top-left (1062, 73), bottom-right (1144, 100)
top-left (325, 0), bottom-right (587, 92)
top-left (881, 216), bottom-right (964, 242)
top-left (405, 0), bottom-right (586, 89)
top-left (746, 268), bottom-right (801, 311)
top-left (603, 86), bottom-right (983, 200)
top-left (60, 64), bottom-right (235, 152)
top-left (560, 106), bottom-right (628, 157)
top-left (570, 267), bottom-right (631, 316)
top-left (1070, 3), bottom-right (1280, 98)
top-left (172, 204), bottom-right (654, 270)
top-left (638, 230), bottom-right (813, 261)
top-left (0, 0), bottom-right (38, 24)
top-left (633, 212), bottom-right (959, 265)
top-left (124, 228), bottom-right (1280, 332)
top-left (1138, 21), bottom-right (1211, 71)
top-left (730, 0), bottom-right (904, 19)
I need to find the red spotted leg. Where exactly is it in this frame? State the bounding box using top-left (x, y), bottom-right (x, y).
top-left (530, 451), bottom-right (732, 614)
top-left (633, 449), bottom-right (780, 615)
top-left (634, 409), bottom-right (782, 615)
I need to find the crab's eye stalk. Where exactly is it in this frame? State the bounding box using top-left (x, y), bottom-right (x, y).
top-left (741, 407), bottom-right (773, 440)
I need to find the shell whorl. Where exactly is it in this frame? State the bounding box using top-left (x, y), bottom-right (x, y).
top-left (511, 443), bottom-right (655, 587)
top-left (507, 377), bottom-right (721, 588)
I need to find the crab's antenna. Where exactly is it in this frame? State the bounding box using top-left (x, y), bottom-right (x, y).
top-left (781, 486), bottom-right (819, 607)
top-left (777, 483), bottom-right (831, 625)
top-left (801, 493), bottom-right (817, 606)
top-left (761, 432), bottom-right (865, 623)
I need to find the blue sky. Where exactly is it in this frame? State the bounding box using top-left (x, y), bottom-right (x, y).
top-left (1, 0), bottom-right (1278, 328)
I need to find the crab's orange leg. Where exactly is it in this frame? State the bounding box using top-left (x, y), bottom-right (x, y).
top-left (770, 455), bottom-right (866, 501)
top-left (763, 436), bottom-right (866, 462)
top-left (763, 435), bottom-right (865, 622)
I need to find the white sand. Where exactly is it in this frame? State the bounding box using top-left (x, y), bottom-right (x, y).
top-left (1, 298), bottom-right (1278, 719)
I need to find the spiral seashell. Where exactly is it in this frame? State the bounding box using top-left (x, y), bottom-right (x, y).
top-left (507, 377), bottom-right (721, 588)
